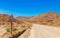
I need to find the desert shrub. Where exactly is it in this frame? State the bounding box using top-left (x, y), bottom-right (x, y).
top-left (6, 28), bottom-right (10, 32)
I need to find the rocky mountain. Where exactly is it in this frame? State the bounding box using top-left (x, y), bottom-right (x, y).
top-left (0, 12), bottom-right (60, 38)
top-left (16, 12), bottom-right (60, 26)
top-left (0, 14), bottom-right (10, 21)
top-left (0, 12), bottom-right (60, 26)
top-left (16, 16), bottom-right (29, 22)
top-left (29, 12), bottom-right (60, 26)
top-left (0, 12), bottom-right (60, 27)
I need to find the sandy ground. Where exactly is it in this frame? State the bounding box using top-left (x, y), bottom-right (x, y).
top-left (18, 28), bottom-right (31, 38)
top-left (19, 24), bottom-right (60, 38)
top-left (0, 25), bottom-right (7, 35)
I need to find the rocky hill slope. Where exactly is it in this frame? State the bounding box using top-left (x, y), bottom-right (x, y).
top-left (0, 12), bottom-right (60, 27)
top-left (0, 12), bottom-right (60, 38)
top-left (16, 12), bottom-right (60, 26)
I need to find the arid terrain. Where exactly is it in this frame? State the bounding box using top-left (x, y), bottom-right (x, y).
top-left (16, 12), bottom-right (60, 26)
top-left (0, 12), bottom-right (60, 38)
top-left (0, 12), bottom-right (60, 27)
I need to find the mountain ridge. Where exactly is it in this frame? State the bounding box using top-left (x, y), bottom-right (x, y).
top-left (0, 12), bottom-right (60, 26)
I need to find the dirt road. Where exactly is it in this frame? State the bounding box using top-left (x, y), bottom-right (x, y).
top-left (18, 24), bottom-right (60, 38)
top-left (29, 24), bottom-right (60, 38)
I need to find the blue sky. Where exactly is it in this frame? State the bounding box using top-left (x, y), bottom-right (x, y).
top-left (0, 0), bottom-right (60, 17)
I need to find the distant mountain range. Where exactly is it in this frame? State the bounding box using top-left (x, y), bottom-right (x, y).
top-left (0, 12), bottom-right (60, 26)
